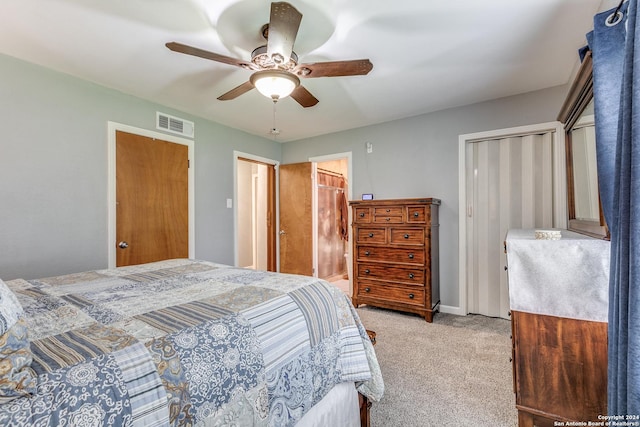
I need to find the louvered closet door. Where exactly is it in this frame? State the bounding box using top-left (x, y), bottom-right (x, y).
top-left (466, 132), bottom-right (554, 319)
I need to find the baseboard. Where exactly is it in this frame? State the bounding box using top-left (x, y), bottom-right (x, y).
top-left (439, 304), bottom-right (466, 316)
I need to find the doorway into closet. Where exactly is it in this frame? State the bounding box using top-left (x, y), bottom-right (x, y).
top-left (458, 122), bottom-right (566, 319)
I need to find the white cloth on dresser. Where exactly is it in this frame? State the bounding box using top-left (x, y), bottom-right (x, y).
top-left (505, 229), bottom-right (610, 322)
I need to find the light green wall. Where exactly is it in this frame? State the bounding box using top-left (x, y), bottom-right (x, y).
top-left (283, 85), bottom-right (570, 310)
top-left (0, 51), bottom-right (570, 311)
top-left (0, 53), bottom-right (281, 280)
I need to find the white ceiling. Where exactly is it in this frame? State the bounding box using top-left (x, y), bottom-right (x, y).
top-left (0, 0), bottom-right (612, 142)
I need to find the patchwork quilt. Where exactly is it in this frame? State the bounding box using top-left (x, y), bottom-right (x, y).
top-left (0, 259), bottom-right (383, 426)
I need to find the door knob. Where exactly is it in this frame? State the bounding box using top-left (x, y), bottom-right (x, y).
top-left (279, 230), bottom-right (286, 235)
top-left (118, 241), bottom-right (129, 249)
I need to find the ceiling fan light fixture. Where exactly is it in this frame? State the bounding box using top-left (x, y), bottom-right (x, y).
top-left (250, 70), bottom-right (299, 101)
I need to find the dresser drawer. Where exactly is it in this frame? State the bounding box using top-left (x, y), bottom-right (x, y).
top-left (357, 263), bottom-right (424, 284)
top-left (390, 228), bottom-right (425, 244)
top-left (355, 227), bottom-right (386, 244)
top-left (407, 205), bottom-right (430, 224)
top-left (374, 206), bottom-right (403, 216)
top-left (373, 215), bottom-right (403, 224)
top-left (358, 246), bottom-right (425, 265)
top-left (373, 205), bottom-right (404, 223)
top-left (358, 281), bottom-right (425, 307)
top-left (354, 208), bottom-right (371, 223)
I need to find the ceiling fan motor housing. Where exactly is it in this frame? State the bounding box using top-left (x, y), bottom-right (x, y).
top-left (251, 45), bottom-right (298, 71)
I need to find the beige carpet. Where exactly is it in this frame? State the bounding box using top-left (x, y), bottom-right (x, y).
top-left (356, 306), bottom-right (518, 427)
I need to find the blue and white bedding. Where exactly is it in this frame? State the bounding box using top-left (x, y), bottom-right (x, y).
top-left (0, 259), bottom-right (383, 426)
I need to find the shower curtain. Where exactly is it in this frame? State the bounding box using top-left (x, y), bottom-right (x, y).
top-left (588, 0), bottom-right (640, 415)
top-left (317, 171), bottom-right (347, 280)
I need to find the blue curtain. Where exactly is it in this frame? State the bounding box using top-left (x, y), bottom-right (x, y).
top-left (589, 0), bottom-right (640, 415)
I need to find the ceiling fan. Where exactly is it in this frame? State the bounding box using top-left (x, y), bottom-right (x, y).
top-left (166, 2), bottom-right (373, 107)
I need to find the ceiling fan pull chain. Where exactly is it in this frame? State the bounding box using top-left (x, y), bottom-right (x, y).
top-left (271, 101), bottom-right (281, 140)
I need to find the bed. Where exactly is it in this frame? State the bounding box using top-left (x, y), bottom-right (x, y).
top-left (0, 259), bottom-right (383, 426)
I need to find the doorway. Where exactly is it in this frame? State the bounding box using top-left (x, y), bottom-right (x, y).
top-left (316, 162), bottom-right (349, 280)
top-left (234, 153), bottom-right (277, 271)
top-left (458, 122), bottom-right (566, 319)
top-left (277, 153), bottom-right (352, 295)
top-left (107, 122), bottom-right (195, 269)
top-left (311, 153), bottom-right (352, 296)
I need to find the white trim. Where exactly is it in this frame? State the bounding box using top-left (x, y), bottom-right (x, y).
top-left (440, 305), bottom-right (466, 316)
top-left (457, 121), bottom-right (565, 316)
top-left (233, 151), bottom-right (280, 269)
top-left (107, 122), bottom-right (195, 269)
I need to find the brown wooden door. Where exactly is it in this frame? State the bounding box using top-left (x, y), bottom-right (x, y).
top-left (279, 162), bottom-right (313, 275)
top-left (116, 130), bottom-right (189, 266)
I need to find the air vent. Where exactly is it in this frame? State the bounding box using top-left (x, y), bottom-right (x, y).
top-left (156, 112), bottom-right (194, 138)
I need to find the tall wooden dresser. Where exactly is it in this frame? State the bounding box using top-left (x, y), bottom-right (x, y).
top-left (349, 198), bottom-right (440, 322)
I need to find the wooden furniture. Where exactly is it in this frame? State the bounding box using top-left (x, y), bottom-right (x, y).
top-left (349, 198), bottom-right (440, 322)
top-left (511, 311), bottom-right (607, 426)
top-left (359, 330), bottom-right (377, 427)
top-left (505, 229), bottom-right (609, 426)
top-left (557, 50), bottom-right (609, 240)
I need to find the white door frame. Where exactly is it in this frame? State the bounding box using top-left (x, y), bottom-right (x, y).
top-left (107, 121), bottom-right (195, 269)
top-left (456, 122), bottom-right (566, 316)
top-left (233, 151), bottom-right (280, 269)
top-left (309, 152), bottom-right (353, 283)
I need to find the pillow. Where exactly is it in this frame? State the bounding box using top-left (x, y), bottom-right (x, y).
top-left (0, 317), bottom-right (37, 402)
top-left (0, 278), bottom-right (23, 336)
top-left (0, 279), bottom-right (37, 402)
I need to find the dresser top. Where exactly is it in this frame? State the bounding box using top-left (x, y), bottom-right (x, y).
top-left (349, 197), bottom-right (441, 206)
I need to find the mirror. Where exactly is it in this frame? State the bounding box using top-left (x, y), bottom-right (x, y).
top-left (558, 51), bottom-right (609, 239)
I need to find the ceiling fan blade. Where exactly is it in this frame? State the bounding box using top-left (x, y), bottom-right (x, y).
top-left (166, 42), bottom-right (256, 70)
top-left (217, 81), bottom-right (255, 101)
top-left (290, 85), bottom-right (319, 108)
top-left (266, 2), bottom-right (302, 64)
top-left (295, 59), bottom-right (373, 78)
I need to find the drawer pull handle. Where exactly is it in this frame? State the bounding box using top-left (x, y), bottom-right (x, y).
top-left (368, 232), bottom-right (374, 238)
top-left (364, 251), bottom-right (370, 256)
top-left (404, 234), bottom-right (409, 239)
top-left (408, 253), bottom-right (414, 259)
top-left (365, 287), bottom-right (371, 292)
top-left (385, 217), bottom-right (391, 221)
top-left (365, 269), bottom-right (371, 274)
top-left (359, 212), bottom-right (365, 217)
top-left (408, 293), bottom-right (415, 299)
top-left (409, 273), bottom-right (415, 279)
top-left (413, 212), bottom-right (419, 217)
top-left (386, 209), bottom-right (391, 212)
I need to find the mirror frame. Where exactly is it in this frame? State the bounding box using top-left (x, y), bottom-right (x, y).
top-left (557, 51), bottom-right (610, 240)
